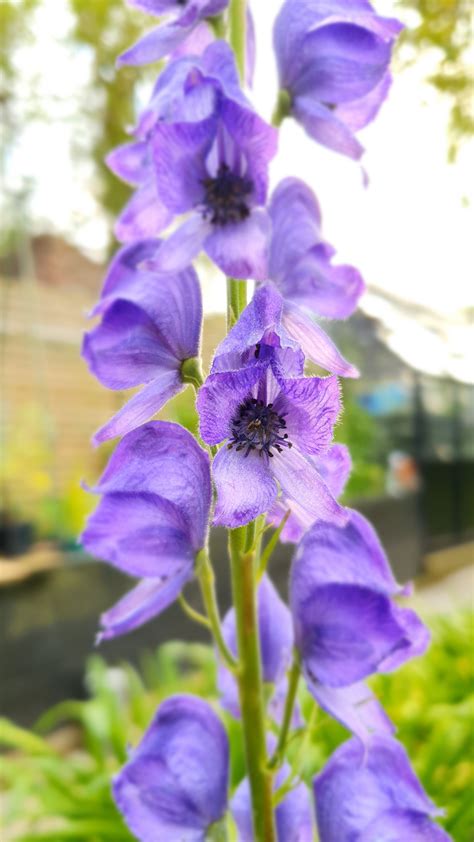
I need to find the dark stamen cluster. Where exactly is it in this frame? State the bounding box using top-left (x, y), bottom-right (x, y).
top-left (228, 398), bottom-right (292, 458)
top-left (202, 164), bottom-right (253, 226)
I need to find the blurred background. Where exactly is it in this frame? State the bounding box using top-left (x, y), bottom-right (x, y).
top-left (0, 1), bottom-right (473, 839)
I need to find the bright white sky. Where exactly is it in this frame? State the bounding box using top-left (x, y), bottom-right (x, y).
top-left (5, 0), bottom-right (474, 379)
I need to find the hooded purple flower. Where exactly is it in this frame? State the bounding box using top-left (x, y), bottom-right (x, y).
top-left (217, 574), bottom-right (298, 724)
top-left (118, 0), bottom-right (228, 66)
top-left (232, 749), bottom-right (314, 842)
top-left (290, 510), bottom-right (429, 740)
top-left (82, 241), bottom-right (202, 444)
top-left (273, 0), bottom-right (403, 159)
top-left (314, 735), bottom-right (451, 842)
top-left (114, 694), bottom-right (229, 842)
top-left (108, 42), bottom-right (247, 242)
top-left (211, 284), bottom-right (358, 379)
top-left (197, 361), bottom-right (347, 529)
top-left (81, 422), bottom-right (211, 641)
top-left (268, 442), bottom-right (352, 543)
top-left (269, 178), bottom-right (365, 319)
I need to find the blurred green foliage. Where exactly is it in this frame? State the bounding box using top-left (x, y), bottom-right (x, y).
top-left (398, 0), bottom-right (473, 159)
top-left (1, 612), bottom-right (472, 840)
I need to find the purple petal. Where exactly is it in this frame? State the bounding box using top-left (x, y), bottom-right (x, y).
top-left (147, 214), bottom-right (210, 273)
top-left (219, 98), bottom-right (277, 204)
top-left (115, 182), bottom-right (173, 242)
top-left (291, 509), bottom-right (403, 600)
top-left (275, 375), bottom-right (341, 456)
top-left (99, 569), bottom-right (191, 642)
top-left (92, 372), bottom-right (183, 445)
top-left (171, 21), bottom-right (215, 61)
top-left (271, 447), bottom-right (347, 529)
top-left (269, 177), bottom-right (322, 283)
top-left (380, 605), bottom-right (430, 671)
top-left (82, 491), bottom-right (194, 578)
top-left (282, 302), bottom-right (359, 377)
top-left (95, 240), bottom-right (160, 313)
top-left (83, 299), bottom-right (179, 390)
top-left (308, 680), bottom-right (394, 743)
top-left (151, 116), bottom-right (216, 212)
top-left (297, 583), bottom-right (409, 687)
top-left (113, 695), bottom-right (229, 841)
top-left (212, 446), bottom-right (278, 528)
top-left (293, 96), bottom-right (365, 159)
top-left (314, 735), bottom-right (444, 842)
top-left (118, 22), bottom-right (195, 67)
top-left (204, 208), bottom-right (271, 280)
top-left (93, 421), bottom-right (211, 550)
top-left (336, 70), bottom-right (393, 131)
top-left (317, 443), bottom-right (352, 498)
top-left (197, 366), bottom-right (262, 445)
top-left (283, 247), bottom-right (365, 319)
top-left (106, 141), bottom-right (148, 185)
top-left (359, 811), bottom-right (451, 842)
top-left (293, 23), bottom-right (392, 104)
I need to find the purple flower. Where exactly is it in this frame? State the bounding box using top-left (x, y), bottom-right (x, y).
top-left (267, 442), bottom-right (352, 543)
top-left (290, 510), bottom-right (430, 740)
top-left (269, 178), bottom-right (365, 319)
top-left (81, 421), bottom-right (211, 640)
top-left (217, 574), bottom-right (297, 724)
top-left (212, 284), bottom-right (358, 379)
top-left (273, 0), bottom-right (403, 159)
top-left (197, 362), bottom-right (347, 528)
top-left (314, 735), bottom-right (451, 842)
top-left (118, 0), bottom-right (228, 66)
top-left (113, 694), bottom-right (229, 842)
top-left (108, 42), bottom-right (247, 242)
top-left (232, 754), bottom-right (314, 841)
top-left (147, 103), bottom-right (277, 278)
top-left (82, 242), bottom-right (202, 444)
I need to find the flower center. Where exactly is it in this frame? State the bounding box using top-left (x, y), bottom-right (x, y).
top-left (202, 164), bottom-right (253, 226)
top-left (228, 398), bottom-right (292, 458)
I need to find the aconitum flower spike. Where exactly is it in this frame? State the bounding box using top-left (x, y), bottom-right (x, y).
top-left (269, 178), bottom-right (365, 319)
top-left (273, 0), bottom-right (403, 159)
top-left (290, 510), bottom-right (430, 740)
top-left (267, 443), bottom-right (352, 543)
top-left (314, 735), bottom-right (451, 842)
top-left (211, 284), bottom-right (358, 379)
top-left (232, 752), bottom-right (314, 841)
top-left (118, 0), bottom-right (228, 66)
top-left (197, 362), bottom-right (347, 528)
top-left (82, 243), bottom-right (202, 444)
top-left (81, 422), bottom-right (211, 640)
top-left (217, 574), bottom-right (297, 723)
top-left (113, 694), bottom-right (229, 842)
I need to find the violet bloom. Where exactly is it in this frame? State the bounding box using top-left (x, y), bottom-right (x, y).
top-left (118, 0), bottom-right (228, 66)
top-left (114, 694), bottom-right (229, 842)
top-left (273, 0), bottom-right (403, 159)
top-left (314, 735), bottom-right (451, 842)
top-left (232, 756), bottom-right (314, 842)
top-left (218, 574), bottom-right (296, 724)
top-left (290, 510), bottom-right (429, 741)
top-left (81, 422), bottom-right (211, 641)
top-left (268, 442), bottom-right (352, 543)
top-left (211, 283), bottom-right (358, 379)
top-left (82, 241), bottom-right (202, 444)
top-left (269, 178), bottom-right (365, 319)
top-left (197, 361), bottom-right (347, 528)
top-left (108, 42), bottom-right (248, 242)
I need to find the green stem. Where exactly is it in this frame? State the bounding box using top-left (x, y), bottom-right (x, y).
top-left (196, 550), bottom-right (238, 672)
top-left (271, 88), bottom-right (292, 127)
top-left (229, 528), bottom-right (277, 842)
top-left (226, 276), bottom-right (247, 330)
top-left (258, 510), bottom-right (291, 577)
top-left (229, 0), bottom-right (247, 82)
top-left (268, 654), bottom-right (301, 770)
top-left (178, 594), bottom-right (211, 629)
